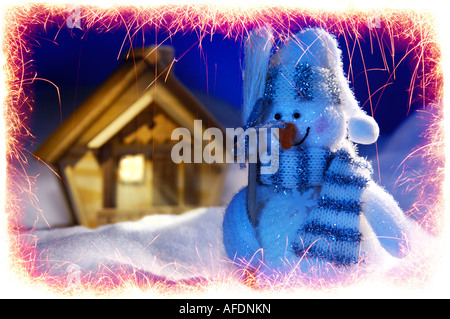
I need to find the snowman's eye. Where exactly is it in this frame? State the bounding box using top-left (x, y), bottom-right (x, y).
top-left (293, 112), bottom-right (300, 119)
top-left (274, 113), bottom-right (282, 120)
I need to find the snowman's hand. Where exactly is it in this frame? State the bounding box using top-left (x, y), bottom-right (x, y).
top-left (223, 187), bottom-right (262, 269)
top-left (361, 181), bottom-right (410, 258)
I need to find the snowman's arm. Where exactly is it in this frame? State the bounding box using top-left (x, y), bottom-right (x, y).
top-left (222, 187), bottom-right (263, 269)
top-left (361, 181), bottom-right (410, 258)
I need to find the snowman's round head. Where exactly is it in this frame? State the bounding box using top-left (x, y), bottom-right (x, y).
top-left (244, 28), bottom-right (379, 149)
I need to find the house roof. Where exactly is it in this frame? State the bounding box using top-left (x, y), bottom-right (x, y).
top-left (35, 45), bottom-right (225, 164)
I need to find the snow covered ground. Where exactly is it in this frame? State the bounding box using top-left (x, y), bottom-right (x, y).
top-left (15, 110), bottom-right (441, 294)
top-left (29, 207), bottom-right (232, 283)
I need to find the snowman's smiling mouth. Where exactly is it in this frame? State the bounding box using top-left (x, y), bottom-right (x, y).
top-left (294, 127), bottom-right (310, 146)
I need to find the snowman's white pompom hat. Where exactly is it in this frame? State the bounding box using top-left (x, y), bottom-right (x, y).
top-left (290, 28), bottom-right (380, 145)
top-left (347, 113), bottom-right (380, 145)
top-left (242, 27), bottom-right (379, 145)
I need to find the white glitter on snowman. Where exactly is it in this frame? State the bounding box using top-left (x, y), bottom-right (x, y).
top-left (223, 27), bottom-right (416, 280)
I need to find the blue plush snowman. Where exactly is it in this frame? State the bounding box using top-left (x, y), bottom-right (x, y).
top-left (223, 28), bottom-right (410, 279)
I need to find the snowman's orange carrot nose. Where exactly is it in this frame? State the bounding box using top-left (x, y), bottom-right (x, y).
top-left (279, 123), bottom-right (297, 150)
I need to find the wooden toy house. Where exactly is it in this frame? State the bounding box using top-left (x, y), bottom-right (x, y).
top-left (35, 46), bottom-right (227, 228)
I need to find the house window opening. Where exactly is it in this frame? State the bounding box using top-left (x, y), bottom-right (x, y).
top-left (118, 154), bottom-right (145, 183)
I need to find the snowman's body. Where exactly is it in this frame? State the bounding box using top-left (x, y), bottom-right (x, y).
top-left (255, 184), bottom-right (319, 270)
top-left (223, 27), bottom-right (415, 278)
top-left (223, 163), bottom-right (409, 276)
top-left (255, 145), bottom-right (321, 270)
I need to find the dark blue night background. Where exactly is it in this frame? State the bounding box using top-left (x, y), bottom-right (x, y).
top-left (28, 18), bottom-right (425, 158)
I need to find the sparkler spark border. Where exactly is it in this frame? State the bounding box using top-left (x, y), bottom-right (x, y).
top-left (0, 2), bottom-right (447, 297)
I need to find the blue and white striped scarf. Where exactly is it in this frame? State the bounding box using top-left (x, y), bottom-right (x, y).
top-left (257, 146), bottom-right (373, 267)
